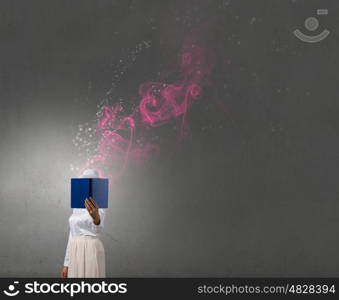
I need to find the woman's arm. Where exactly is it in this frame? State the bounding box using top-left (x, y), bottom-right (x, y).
top-left (63, 230), bottom-right (72, 267)
top-left (92, 208), bottom-right (105, 233)
top-left (85, 197), bottom-right (101, 224)
top-left (85, 197), bottom-right (105, 234)
top-left (60, 230), bottom-right (72, 278)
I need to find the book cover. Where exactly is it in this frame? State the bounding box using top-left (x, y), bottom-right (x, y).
top-left (71, 178), bottom-right (109, 208)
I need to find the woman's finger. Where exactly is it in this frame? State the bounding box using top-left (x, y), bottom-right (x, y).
top-left (86, 199), bottom-right (95, 210)
top-left (85, 198), bottom-right (93, 208)
top-left (88, 197), bottom-right (98, 209)
top-left (89, 198), bottom-right (98, 210)
top-left (85, 200), bottom-right (92, 213)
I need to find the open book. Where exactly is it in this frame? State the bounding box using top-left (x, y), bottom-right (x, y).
top-left (71, 178), bottom-right (108, 208)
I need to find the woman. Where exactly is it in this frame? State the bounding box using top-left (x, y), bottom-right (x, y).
top-left (60, 169), bottom-right (106, 278)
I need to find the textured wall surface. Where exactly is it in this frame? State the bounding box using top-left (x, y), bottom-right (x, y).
top-left (0, 0), bottom-right (338, 277)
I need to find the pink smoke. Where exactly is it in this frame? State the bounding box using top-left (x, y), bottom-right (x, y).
top-left (82, 25), bottom-right (214, 181)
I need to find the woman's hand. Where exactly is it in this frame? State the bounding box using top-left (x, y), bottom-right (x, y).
top-left (60, 266), bottom-right (68, 278)
top-left (85, 197), bottom-right (100, 225)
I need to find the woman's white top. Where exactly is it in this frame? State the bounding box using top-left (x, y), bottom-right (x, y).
top-left (63, 208), bottom-right (105, 267)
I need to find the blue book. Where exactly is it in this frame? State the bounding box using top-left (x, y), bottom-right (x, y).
top-left (71, 178), bottom-right (109, 208)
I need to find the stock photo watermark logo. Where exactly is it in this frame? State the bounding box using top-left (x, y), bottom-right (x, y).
top-left (2, 281), bottom-right (127, 297)
top-left (3, 281), bottom-right (20, 297)
top-left (293, 9), bottom-right (330, 43)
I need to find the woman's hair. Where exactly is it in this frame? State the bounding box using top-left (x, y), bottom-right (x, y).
top-left (80, 169), bottom-right (99, 178)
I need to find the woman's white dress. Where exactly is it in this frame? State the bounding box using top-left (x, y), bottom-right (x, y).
top-left (64, 208), bottom-right (106, 278)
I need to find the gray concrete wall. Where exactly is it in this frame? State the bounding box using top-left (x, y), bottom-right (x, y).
top-left (0, 0), bottom-right (338, 277)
